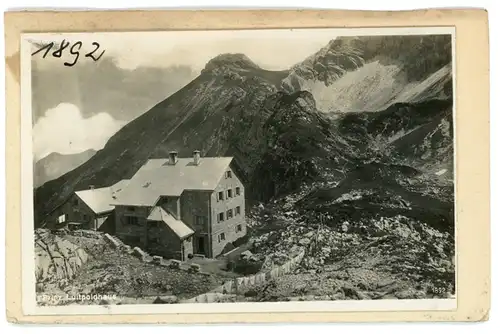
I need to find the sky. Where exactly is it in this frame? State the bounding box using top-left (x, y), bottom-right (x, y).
top-left (32, 103), bottom-right (126, 160)
top-left (28, 28), bottom-right (338, 161)
top-left (30, 29), bottom-right (336, 71)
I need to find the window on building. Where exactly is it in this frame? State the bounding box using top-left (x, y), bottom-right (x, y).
top-left (225, 170), bottom-right (232, 178)
top-left (195, 216), bottom-right (207, 226)
top-left (218, 212), bottom-right (224, 222)
top-left (73, 198), bottom-right (78, 206)
top-left (126, 216), bottom-right (140, 226)
top-left (235, 206), bottom-right (241, 215)
top-left (218, 191), bottom-right (224, 201)
top-left (83, 214), bottom-right (88, 221)
top-left (227, 209), bottom-right (233, 219)
top-left (236, 187), bottom-right (241, 196)
top-left (227, 189), bottom-right (233, 198)
top-left (218, 233), bottom-right (226, 242)
top-left (128, 206), bottom-right (136, 212)
top-left (236, 224), bottom-right (242, 232)
top-left (58, 214), bottom-right (66, 223)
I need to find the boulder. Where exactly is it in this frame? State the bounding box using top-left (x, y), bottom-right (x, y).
top-left (395, 289), bottom-right (418, 299)
top-left (35, 232), bottom-right (89, 283)
top-left (298, 238), bottom-right (311, 246)
top-left (240, 250), bottom-right (253, 259)
top-left (189, 263), bottom-right (201, 273)
top-left (169, 260), bottom-right (181, 269)
top-left (132, 247), bottom-right (147, 259)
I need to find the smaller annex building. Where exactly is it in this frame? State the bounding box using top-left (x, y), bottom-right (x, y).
top-left (43, 179), bottom-right (129, 232)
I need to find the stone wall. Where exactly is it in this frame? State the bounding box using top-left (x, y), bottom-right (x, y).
top-left (182, 248), bottom-right (306, 303)
top-left (146, 224), bottom-right (184, 260)
top-left (115, 205), bottom-right (193, 260)
top-left (180, 190), bottom-right (211, 256)
top-left (104, 233), bottom-right (202, 272)
top-left (114, 205), bottom-right (150, 246)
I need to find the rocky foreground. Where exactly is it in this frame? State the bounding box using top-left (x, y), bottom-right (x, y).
top-left (243, 176), bottom-right (455, 302)
top-left (35, 229), bottom-right (226, 305)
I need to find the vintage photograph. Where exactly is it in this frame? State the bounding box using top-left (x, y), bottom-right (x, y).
top-left (23, 27), bottom-right (455, 310)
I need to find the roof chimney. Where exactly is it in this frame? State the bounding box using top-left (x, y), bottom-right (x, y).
top-left (89, 185), bottom-right (95, 190)
top-left (193, 150), bottom-right (201, 165)
top-left (168, 151), bottom-right (178, 165)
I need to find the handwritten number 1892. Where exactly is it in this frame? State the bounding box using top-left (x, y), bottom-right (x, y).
top-left (31, 39), bottom-right (105, 67)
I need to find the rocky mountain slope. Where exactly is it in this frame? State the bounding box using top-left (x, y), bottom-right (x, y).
top-left (34, 149), bottom-right (97, 188)
top-left (249, 90), bottom-right (357, 202)
top-left (337, 99), bottom-right (454, 172)
top-left (282, 35), bottom-right (452, 113)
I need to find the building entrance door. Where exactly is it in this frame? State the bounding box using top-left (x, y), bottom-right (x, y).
top-left (197, 237), bottom-right (205, 255)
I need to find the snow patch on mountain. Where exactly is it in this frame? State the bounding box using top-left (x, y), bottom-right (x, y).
top-left (295, 61), bottom-right (452, 114)
top-left (297, 61), bottom-right (403, 113)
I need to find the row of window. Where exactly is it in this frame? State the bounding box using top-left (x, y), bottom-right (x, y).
top-left (125, 216), bottom-right (140, 226)
top-left (217, 206), bottom-right (241, 222)
top-left (217, 224), bottom-right (243, 243)
top-left (58, 213), bottom-right (90, 223)
top-left (125, 208), bottom-right (240, 227)
top-left (217, 187), bottom-right (241, 201)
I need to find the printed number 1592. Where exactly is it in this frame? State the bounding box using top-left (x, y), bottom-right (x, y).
top-left (431, 286), bottom-right (447, 294)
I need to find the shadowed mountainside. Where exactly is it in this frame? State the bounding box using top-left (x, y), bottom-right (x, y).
top-left (34, 149), bottom-right (97, 188)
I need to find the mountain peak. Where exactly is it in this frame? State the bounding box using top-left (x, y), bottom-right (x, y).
top-left (202, 53), bottom-right (260, 73)
top-left (286, 39), bottom-right (365, 88)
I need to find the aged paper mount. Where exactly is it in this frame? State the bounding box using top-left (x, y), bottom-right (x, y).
top-left (5, 9), bottom-right (490, 324)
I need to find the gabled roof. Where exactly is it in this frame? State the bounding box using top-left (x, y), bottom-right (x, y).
top-left (75, 179), bottom-right (130, 214)
top-left (112, 157), bottom-right (233, 206)
top-left (147, 206), bottom-right (194, 239)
